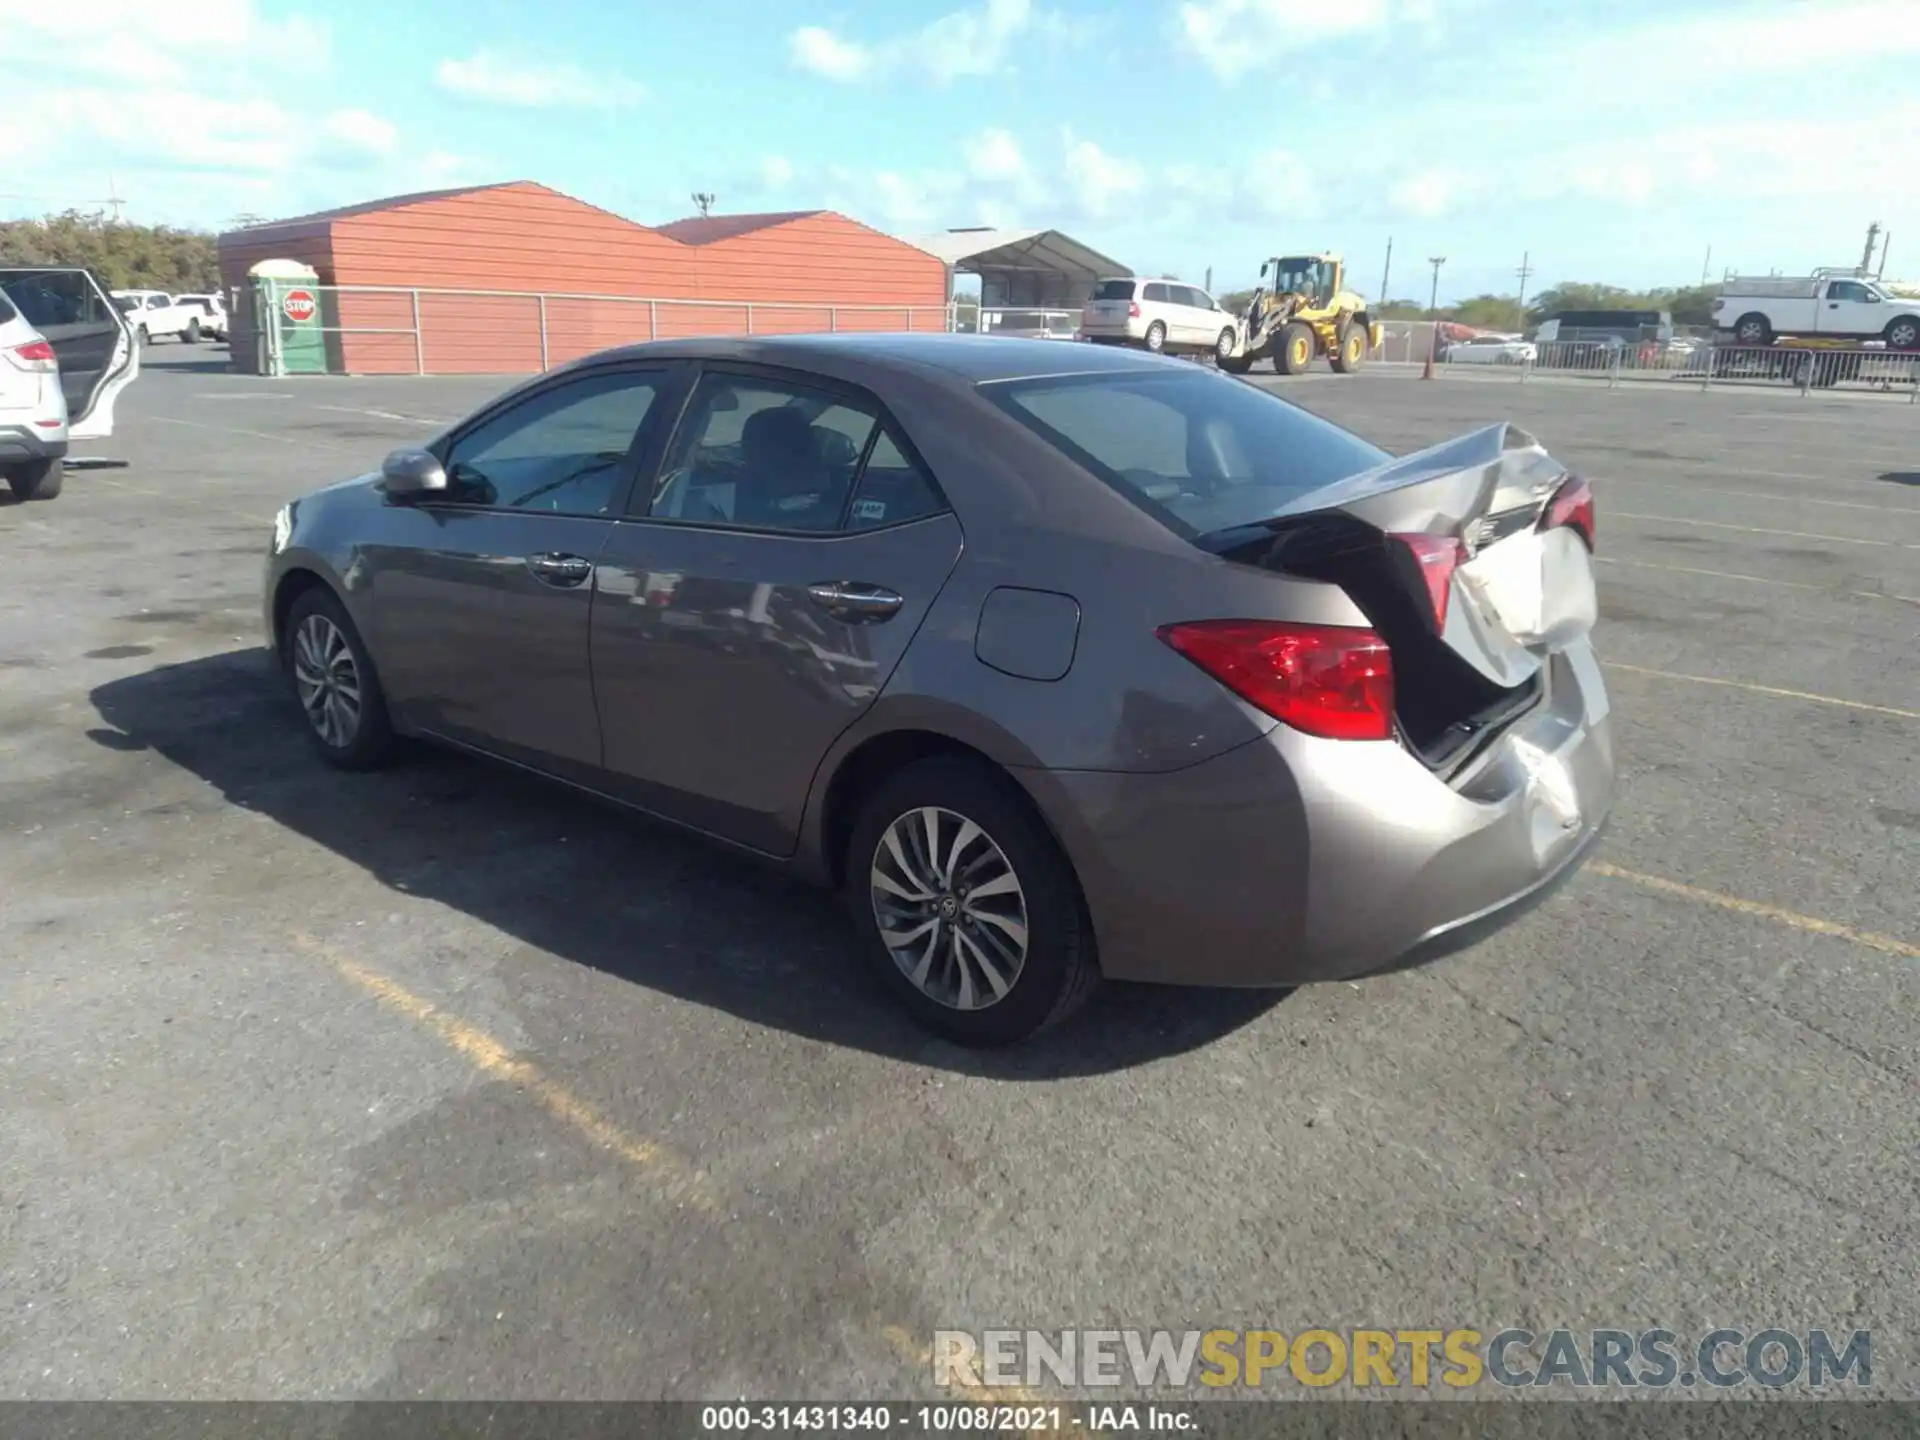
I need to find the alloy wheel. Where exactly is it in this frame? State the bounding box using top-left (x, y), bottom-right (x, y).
top-left (869, 806), bottom-right (1029, 1011)
top-left (292, 613), bottom-right (363, 749)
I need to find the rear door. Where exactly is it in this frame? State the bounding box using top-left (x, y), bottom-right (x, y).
top-left (589, 363), bottom-right (963, 855)
top-left (1083, 278), bottom-right (1136, 334)
top-left (0, 268), bottom-right (139, 440)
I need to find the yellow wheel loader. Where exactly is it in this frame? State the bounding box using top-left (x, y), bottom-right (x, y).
top-left (1218, 254), bottom-right (1383, 377)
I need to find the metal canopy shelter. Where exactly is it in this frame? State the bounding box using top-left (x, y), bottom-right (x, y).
top-left (907, 227), bottom-right (1130, 310)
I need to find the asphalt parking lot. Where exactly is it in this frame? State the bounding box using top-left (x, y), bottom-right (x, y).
top-left (2, 345), bottom-right (1915, 1401)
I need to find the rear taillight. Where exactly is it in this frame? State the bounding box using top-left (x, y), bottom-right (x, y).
top-left (1540, 474), bottom-right (1596, 549)
top-left (1128, 301), bottom-right (1141, 318)
top-left (1391, 533), bottom-right (1462, 630)
top-left (7, 340), bottom-right (57, 372)
top-left (1158, 620), bottom-right (1395, 741)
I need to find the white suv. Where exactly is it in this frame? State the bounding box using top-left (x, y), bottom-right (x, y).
top-left (176, 292), bottom-right (229, 341)
top-left (0, 267), bottom-right (141, 500)
top-left (1079, 277), bottom-right (1238, 359)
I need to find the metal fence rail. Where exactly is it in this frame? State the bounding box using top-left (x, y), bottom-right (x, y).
top-left (240, 283), bottom-right (959, 377)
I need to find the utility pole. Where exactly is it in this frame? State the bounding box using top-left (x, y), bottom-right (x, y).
top-left (1700, 245), bottom-right (1712, 286)
top-left (691, 191), bottom-right (716, 217)
top-left (1878, 233), bottom-right (1890, 280)
top-left (105, 176), bottom-right (125, 223)
top-left (1862, 221), bottom-right (1882, 274)
top-left (1204, 265), bottom-right (1213, 294)
top-left (1379, 237), bottom-right (1393, 309)
top-left (1422, 255), bottom-right (1445, 379)
top-left (1515, 250), bottom-right (1533, 332)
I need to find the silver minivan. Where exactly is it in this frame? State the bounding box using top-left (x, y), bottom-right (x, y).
top-left (1079, 277), bottom-right (1238, 359)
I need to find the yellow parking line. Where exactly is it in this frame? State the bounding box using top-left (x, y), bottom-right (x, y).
top-left (1590, 864), bottom-right (1920, 961)
top-left (1602, 662), bottom-right (1920, 719)
top-left (1610, 510), bottom-right (1918, 549)
top-left (293, 931), bottom-right (723, 1214)
top-left (295, 931), bottom-right (1040, 1400)
top-left (1595, 555), bottom-right (1920, 607)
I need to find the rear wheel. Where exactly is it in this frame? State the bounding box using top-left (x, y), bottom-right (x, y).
top-left (1330, 322), bottom-right (1367, 373)
top-left (1143, 321), bottom-right (1167, 354)
top-left (1276, 321), bottom-right (1315, 375)
top-left (1733, 313), bottom-right (1771, 346)
top-left (846, 757), bottom-right (1098, 1046)
top-left (135, 324), bottom-right (150, 346)
top-left (4, 457), bottom-right (62, 501)
top-left (184, 319), bottom-right (202, 344)
top-left (282, 587), bottom-right (395, 770)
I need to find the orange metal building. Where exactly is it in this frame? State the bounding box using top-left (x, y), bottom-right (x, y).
top-left (218, 182), bottom-right (949, 375)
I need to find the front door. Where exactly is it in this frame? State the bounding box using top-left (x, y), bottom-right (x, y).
top-left (1821, 279), bottom-right (1881, 338)
top-left (590, 364), bottom-right (963, 854)
top-left (0, 268), bottom-right (139, 439)
top-left (367, 363), bottom-right (677, 773)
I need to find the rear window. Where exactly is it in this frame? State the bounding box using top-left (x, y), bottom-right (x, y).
top-left (1093, 279), bottom-right (1137, 301)
top-left (988, 369), bottom-right (1389, 537)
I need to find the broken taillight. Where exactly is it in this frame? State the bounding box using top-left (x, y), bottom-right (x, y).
top-left (1158, 620), bottom-right (1395, 741)
top-left (1391, 533), bottom-right (1463, 630)
top-left (1540, 474), bottom-right (1596, 549)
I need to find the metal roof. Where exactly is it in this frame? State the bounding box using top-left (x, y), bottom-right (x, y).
top-left (905, 228), bottom-right (1128, 279)
top-left (655, 210), bottom-right (823, 245)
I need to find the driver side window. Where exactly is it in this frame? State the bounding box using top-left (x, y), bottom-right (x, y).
top-left (441, 369), bottom-right (663, 515)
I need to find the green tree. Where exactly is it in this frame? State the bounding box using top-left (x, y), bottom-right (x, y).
top-left (0, 210), bottom-right (218, 291)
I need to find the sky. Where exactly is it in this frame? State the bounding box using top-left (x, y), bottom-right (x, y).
top-left (3, 0), bottom-right (1917, 302)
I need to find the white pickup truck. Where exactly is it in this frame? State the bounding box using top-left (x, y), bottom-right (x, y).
top-left (1713, 270), bottom-right (1920, 349)
top-left (110, 288), bottom-right (210, 343)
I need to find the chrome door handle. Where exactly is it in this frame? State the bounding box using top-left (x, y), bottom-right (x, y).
top-left (526, 552), bottom-right (593, 587)
top-left (806, 581), bottom-right (904, 622)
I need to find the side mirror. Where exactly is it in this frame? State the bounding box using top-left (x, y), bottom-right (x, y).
top-left (378, 447), bottom-right (447, 499)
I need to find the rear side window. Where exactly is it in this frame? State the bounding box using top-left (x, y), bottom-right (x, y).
top-left (4, 271), bottom-right (112, 327)
top-left (1143, 282), bottom-right (1171, 304)
top-left (846, 429), bottom-right (947, 531)
top-left (988, 370), bottom-right (1388, 538)
top-left (1093, 279), bottom-right (1137, 301)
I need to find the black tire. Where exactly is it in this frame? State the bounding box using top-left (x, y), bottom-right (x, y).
top-left (1330, 321), bottom-right (1366, 374)
top-left (184, 319), bottom-right (202, 344)
top-left (1215, 327), bottom-right (1237, 365)
top-left (1276, 320), bottom-right (1315, 375)
top-left (1884, 315), bottom-right (1920, 351)
top-left (1733, 313), bottom-right (1771, 346)
top-left (1143, 321), bottom-right (1167, 354)
top-left (4, 457), bottom-right (62, 501)
top-left (281, 586), bottom-right (396, 770)
top-left (135, 324), bottom-right (149, 346)
top-left (1218, 352), bottom-right (1252, 375)
top-left (844, 757), bottom-right (1099, 1047)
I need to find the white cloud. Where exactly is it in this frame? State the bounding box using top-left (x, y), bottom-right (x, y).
top-left (1178, 0), bottom-right (1403, 78)
top-left (963, 128), bottom-right (1030, 183)
top-left (789, 0), bottom-right (1049, 85)
top-left (1390, 168), bottom-right (1460, 218)
top-left (1062, 129), bottom-right (1145, 220)
top-left (323, 109), bottom-right (399, 158)
top-left (761, 155), bottom-right (796, 187)
top-left (435, 53), bottom-right (644, 110)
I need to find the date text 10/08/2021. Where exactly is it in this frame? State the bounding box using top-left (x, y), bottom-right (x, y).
top-left (699, 1405), bottom-right (1190, 1432)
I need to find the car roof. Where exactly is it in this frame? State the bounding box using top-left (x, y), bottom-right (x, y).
top-left (580, 332), bottom-right (1185, 386)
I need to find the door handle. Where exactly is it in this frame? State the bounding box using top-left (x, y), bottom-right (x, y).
top-left (525, 552), bottom-right (593, 588)
top-left (806, 581), bottom-right (904, 622)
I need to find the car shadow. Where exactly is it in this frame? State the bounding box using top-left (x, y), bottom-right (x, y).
top-left (87, 649), bottom-right (1285, 1078)
top-left (1876, 470), bottom-right (1920, 487)
top-left (138, 353), bottom-right (233, 374)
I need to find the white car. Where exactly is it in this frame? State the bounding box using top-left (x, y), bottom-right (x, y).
top-left (1079, 277), bottom-right (1239, 359)
top-left (175, 292), bottom-right (229, 341)
top-left (111, 288), bottom-right (207, 344)
top-left (0, 267), bottom-right (140, 501)
top-left (1446, 334), bottom-right (1537, 365)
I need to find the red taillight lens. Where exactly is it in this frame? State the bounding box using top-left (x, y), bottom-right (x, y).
top-left (1158, 620), bottom-right (1395, 741)
top-left (1128, 301), bottom-right (1141, 318)
top-left (8, 340), bottom-right (58, 371)
top-left (1541, 474), bottom-right (1596, 549)
top-left (1391, 533), bottom-right (1462, 630)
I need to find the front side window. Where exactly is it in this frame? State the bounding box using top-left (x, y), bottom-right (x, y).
top-left (989, 368), bottom-right (1388, 538)
top-left (441, 369), bottom-right (663, 515)
top-left (1828, 281), bottom-right (1871, 302)
top-left (147, 295), bottom-right (169, 310)
top-left (649, 373), bottom-right (879, 532)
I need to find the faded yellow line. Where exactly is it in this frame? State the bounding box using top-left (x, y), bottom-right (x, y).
top-left (293, 931), bottom-right (723, 1215)
top-left (1610, 509), bottom-right (1917, 549)
top-left (1596, 555), bottom-right (1920, 607)
top-left (148, 413), bottom-right (369, 453)
top-left (1590, 864), bottom-right (1920, 961)
top-left (881, 1326), bottom-right (1051, 1414)
top-left (1602, 661), bottom-right (1920, 719)
top-left (1605, 477), bottom-right (1920, 516)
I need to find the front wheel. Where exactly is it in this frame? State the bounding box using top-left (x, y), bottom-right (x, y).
top-left (846, 758), bottom-right (1099, 1046)
top-left (1330, 322), bottom-right (1367, 373)
top-left (282, 587), bottom-right (396, 770)
top-left (3, 457), bottom-right (62, 501)
top-left (1276, 321), bottom-right (1315, 375)
top-left (1215, 327), bottom-right (1238, 365)
top-left (1884, 315), bottom-right (1920, 351)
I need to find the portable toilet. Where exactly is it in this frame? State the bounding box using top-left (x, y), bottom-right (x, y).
top-left (249, 258), bottom-right (326, 376)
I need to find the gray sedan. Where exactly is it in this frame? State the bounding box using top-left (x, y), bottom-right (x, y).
top-left (265, 334), bottom-right (1614, 1046)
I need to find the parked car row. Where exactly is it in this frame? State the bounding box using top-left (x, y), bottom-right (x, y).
top-left (110, 289), bottom-right (228, 344)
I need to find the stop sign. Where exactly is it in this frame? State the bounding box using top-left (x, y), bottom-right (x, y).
top-left (282, 289), bottom-right (317, 323)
